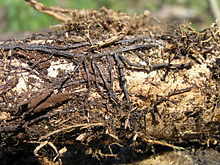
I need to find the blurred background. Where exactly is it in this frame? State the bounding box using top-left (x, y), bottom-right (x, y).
top-left (0, 0), bottom-right (219, 39)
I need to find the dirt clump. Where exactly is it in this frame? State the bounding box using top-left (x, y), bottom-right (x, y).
top-left (0, 0), bottom-right (219, 164)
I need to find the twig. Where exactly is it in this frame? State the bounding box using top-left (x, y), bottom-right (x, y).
top-left (39, 122), bottom-right (104, 141)
top-left (93, 43), bottom-right (159, 58)
top-left (92, 23), bottom-right (130, 48)
top-left (24, 0), bottom-right (72, 21)
top-left (106, 56), bottom-right (115, 87)
top-left (150, 62), bottom-right (192, 71)
top-left (32, 141), bottom-right (62, 165)
top-left (0, 42), bottom-right (159, 59)
top-left (94, 61), bottom-right (119, 105)
top-left (114, 54), bottom-right (130, 105)
top-left (154, 87), bottom-right (192, 107)
top-left (83, 59), bottom-right (91, 102)
top-left (142, 137), bottom-right (185, 150)
top-left (0, 43), bottom-right (84, 58)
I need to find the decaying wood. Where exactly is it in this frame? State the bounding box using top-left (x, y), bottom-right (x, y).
top-left (0, 0), bottom-right (219, 164)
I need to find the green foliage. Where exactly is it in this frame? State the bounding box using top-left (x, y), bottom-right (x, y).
top-left (67, 0), bottom-right (99, 9)
top-left (0, 0), bottom-right (216, 32)
top-left (165, 0), bottom-right (209, 12)
top-left (0, 0), bottom-right (59, 32)
top-left (65, 0), bottom-right (131, 12)
top-left (143, 1), bottom-right (159, 11)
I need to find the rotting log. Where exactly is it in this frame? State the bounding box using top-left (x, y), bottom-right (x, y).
top-left (0, 0), bottom-right (219, 164)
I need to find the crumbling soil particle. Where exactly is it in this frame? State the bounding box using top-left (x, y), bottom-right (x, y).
top-left (0, 0), bottom-right (219, 164)
top-left (131, 148), bottom-right (220, 165)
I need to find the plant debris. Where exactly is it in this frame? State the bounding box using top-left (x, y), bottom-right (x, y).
top-left (0, 0), bottom-right (219, 164)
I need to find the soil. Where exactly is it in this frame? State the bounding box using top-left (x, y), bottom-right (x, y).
top-left (0, 1), bottom-right (219, 165)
